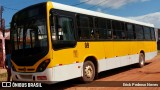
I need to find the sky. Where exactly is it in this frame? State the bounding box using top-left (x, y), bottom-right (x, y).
top-left (0, 0), bottom-right (160, 28)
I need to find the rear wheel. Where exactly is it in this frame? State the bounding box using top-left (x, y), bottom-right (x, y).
top-left (137, 53), bottom-right (145, 68)
top-left (82, 61), bottom-right (95, 82)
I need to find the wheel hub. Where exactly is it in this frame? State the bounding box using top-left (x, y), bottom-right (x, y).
top-left (84, 65), bottom-right (93, 78)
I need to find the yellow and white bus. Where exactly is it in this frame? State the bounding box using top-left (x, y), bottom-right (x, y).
top-left (10, 1), bottom-right (157, 84)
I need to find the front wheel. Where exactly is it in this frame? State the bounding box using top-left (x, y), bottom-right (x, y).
top-left (81, 61), bottom-right (95, 82)
top-left (137, 53), bottom-right (145, 68)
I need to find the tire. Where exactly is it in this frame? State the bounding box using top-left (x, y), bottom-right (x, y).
top-left (81, 61), bottom-right (95, 82)
top-left (137, 53), bottom-right (145, 68)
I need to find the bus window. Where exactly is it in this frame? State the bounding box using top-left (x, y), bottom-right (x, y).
top-left (126, 23), bottom-right (135, 39)
top-left (50, 14), bottom-right (57, 41)
top-left (58, 17), bottom-right (75, 41)
top-left (50, 10), bottom-right (76, 49)
top-left (151, 28), bottom-right (155, 40)
top-left (107, 20), bottom-right (112, 39)
top-left (77, 15), bottom-right (93, 40)
top-left (135, 25), bottom-right (144, 40)
top-left (144, 26), bottom-right (151, 40)
top-left (112, 21), bottom-right (126, 39)
top-left (17, 28), bottom-right (23, 49)
top-left (95, 18), bottom-right (108, 40)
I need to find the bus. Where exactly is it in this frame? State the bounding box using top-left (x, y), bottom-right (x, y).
top-left (10, 1), bottom-right (157, 84)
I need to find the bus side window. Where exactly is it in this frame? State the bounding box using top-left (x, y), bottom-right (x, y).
top-left (144, 26), bottom-right (151, 40)
top-left (107, 20), bottom-right (112, 39)
top-left (77, 15), bottom-right (93, 40)
top-left (50, 14), bottom-right (75, 41)
top-left (151, 28), bottom-right (155, 40)
top-left (50, 14), bottom-right (57, 41)
top-left (135, 25), bottom-right (144, 40)
top-left (57, 25), bottom-right (63, 40)
top-left (58, 17), bottom-right (75, 41)
top-left (95, 17), bottom-right (108, 40)
top-left (112, 21), bottom-right (126, 40)
top-left (113, 31), bottom-right (117, 39)
top-left (126, 23), bottom-right (134, 40)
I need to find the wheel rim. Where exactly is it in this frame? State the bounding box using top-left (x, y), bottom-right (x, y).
top-left (84, 65), bottom-right (93, 78)
top-left (140, 55), bottom-right (144, 66)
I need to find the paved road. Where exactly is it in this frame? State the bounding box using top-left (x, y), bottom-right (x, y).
top-left (1, 54), bottom-right (160, 90)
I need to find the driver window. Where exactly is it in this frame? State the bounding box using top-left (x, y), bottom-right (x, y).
top-left (50, 15), bottom-right (75, 41)
top-left (57, 17), bottom-right (75, 41)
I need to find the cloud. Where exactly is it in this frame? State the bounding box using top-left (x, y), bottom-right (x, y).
top-left (81, 0), bottom-right (150, 9)
top-left (128, 12), bottom-right (160, 28)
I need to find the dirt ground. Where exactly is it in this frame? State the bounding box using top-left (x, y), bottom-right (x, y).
top-left (0, 68), bottom-right (7, 81)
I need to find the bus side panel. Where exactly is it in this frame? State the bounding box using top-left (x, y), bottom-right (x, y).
top-left (51, 47), bottom-right (82, 80)
top-left (52, 63), bottom-right (83, 81)
top-left (113, 41), bottom-right (130, 67)
top-left (100, 41), bottom-right (114, 72)
top-left (77, 42), bottom-right (106, 72)
top-left (102, 41), bottom-right (131, 71)
top-left (130, 41), bottom-right (139, 64)
top-left (144, 41), bottom-right (157, 60)
top-left (51, 41), bottom-right (106, 81)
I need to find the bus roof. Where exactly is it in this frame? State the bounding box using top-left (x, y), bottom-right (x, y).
top-left (51, 2), bottom-right (154, 27)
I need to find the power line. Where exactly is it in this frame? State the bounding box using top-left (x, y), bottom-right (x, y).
top-left (71, 0), bottom-right (92, 6)
top-left (87, 0), bottom-right (107, 9)
top-left (3, 6), bottom-right (18, 11)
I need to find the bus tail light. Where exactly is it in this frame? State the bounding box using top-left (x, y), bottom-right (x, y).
top-left (36, 59), bottom-right (50, 72)
top-left (37, 76), bottom-right (47, 80)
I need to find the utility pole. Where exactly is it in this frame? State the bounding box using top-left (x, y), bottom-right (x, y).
top-left (0, 6), bottom-right (2, 31)
top-left (0, 6), bottom-right (5, 68)
top-left (0, 6), bottom-right (4, 37)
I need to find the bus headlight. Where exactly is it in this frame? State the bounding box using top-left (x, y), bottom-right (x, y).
top-left (36, 59), bottom-right (50, 72)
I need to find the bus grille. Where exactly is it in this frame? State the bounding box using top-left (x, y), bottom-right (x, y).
top-left (18, 68), bottom-right (35, 72)
top-left (19, 75), bottom-right (32, 79)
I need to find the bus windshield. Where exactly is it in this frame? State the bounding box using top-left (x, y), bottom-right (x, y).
top-left (10, 3), bottom-right (48, 66)
top-left (12, 18), bottom-right (47, 51)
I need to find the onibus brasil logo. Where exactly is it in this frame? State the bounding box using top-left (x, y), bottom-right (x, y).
top-left (2, 82), bottom-right (42, 87)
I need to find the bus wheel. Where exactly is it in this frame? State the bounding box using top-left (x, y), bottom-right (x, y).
top-left (138, 53), bottom-right (145, 68)
top-left (82, 61), bottom-right (95, 82)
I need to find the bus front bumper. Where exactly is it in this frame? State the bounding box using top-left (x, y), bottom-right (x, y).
top-left (11, 68), bottom-right (56, 84)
